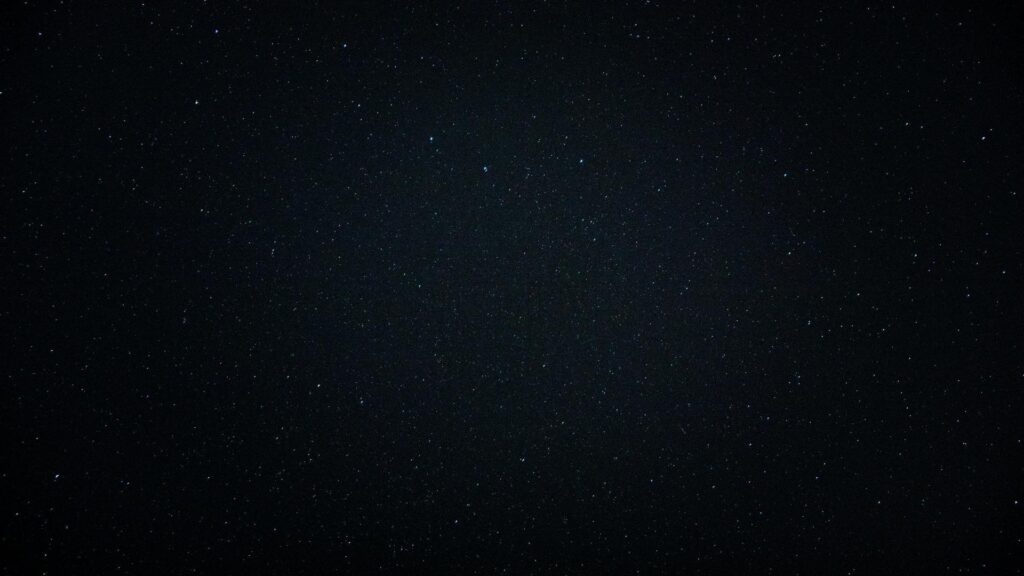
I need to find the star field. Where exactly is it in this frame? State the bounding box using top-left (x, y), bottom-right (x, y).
top-left (3, 2), bottom-right (1023, 574)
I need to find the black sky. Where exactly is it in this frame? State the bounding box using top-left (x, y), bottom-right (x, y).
top-left (3, 1), bottom-right (1023, 574)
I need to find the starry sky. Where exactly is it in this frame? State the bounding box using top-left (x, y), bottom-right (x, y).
top-left (3, 1), bottom-right (1023, 573)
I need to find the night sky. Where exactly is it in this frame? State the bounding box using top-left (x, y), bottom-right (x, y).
top-left (3, 2), bottom-right (1023, 574)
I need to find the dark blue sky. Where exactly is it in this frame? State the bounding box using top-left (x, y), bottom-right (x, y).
top-left (3, 2), bottom-right (1022, 573)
